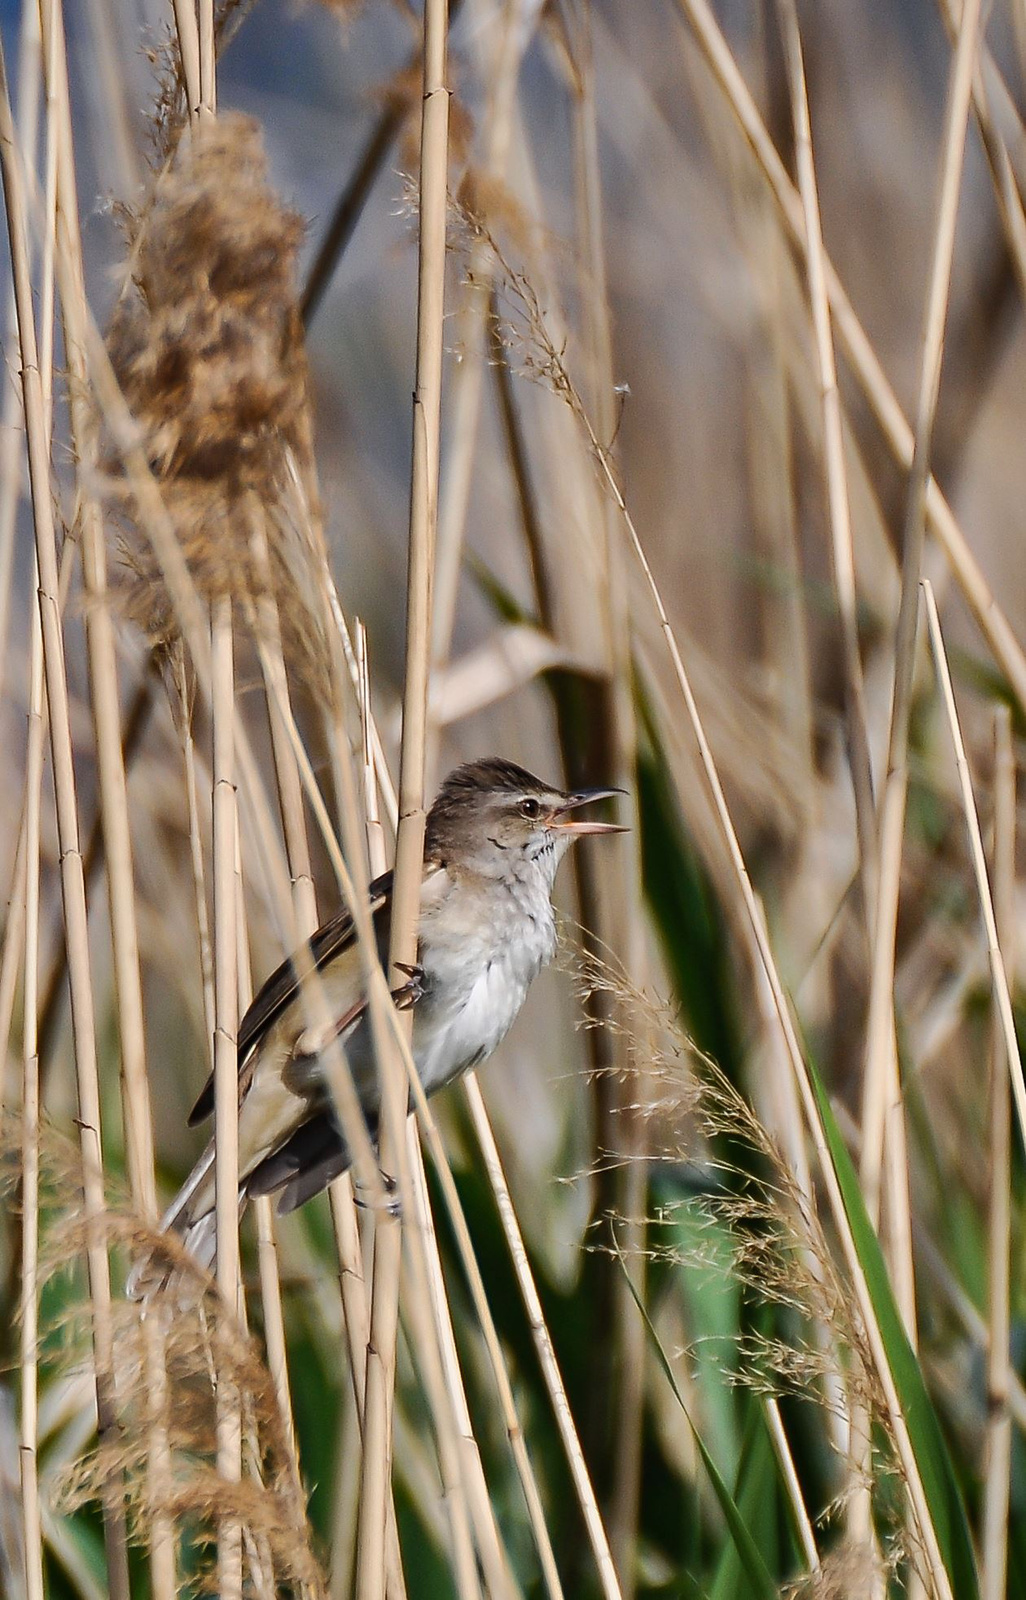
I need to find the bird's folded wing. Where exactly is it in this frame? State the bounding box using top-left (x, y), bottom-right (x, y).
top-left (187, 869), bottom-right (394, 1127)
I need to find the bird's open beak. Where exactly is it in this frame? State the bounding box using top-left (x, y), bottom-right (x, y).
top-left (548, 787), bottom-right (629, 836)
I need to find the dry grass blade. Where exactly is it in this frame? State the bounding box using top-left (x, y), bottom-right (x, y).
top-left (20, 578), bottom-right (46, 1600)
top-left (981, 704), bottom-right (1014, 1600)
top-left (859, 0), bottom-right (982, 1351)
top-left (358, 0), bottom-right (453, 1595)
top-left (463, 1072), bottom-right (623, 1600)
top-left (921, 582), bottom-right (1026, 1205)
top-left (0, 32), bottom-right (131, 1600)
top-left (774, 0), bottom-right (876, 903)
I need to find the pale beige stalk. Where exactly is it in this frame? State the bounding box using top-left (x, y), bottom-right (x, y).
top-left (921, 584), bottom-right (1026, 1220)
top-left (859, 1), bottom-right (981, 1359)
top-left (464, 1074), bottom-right (622, 1600)
top-left (775, 0), bottom-right (876, 901)
top-left (430, 0), bottom-right (532, 682)
top-left (357, 0), bottom-right (450, 1593)
top-left (569, 20), bottom-right (648, 1586)
top-left (20, 573), bottom-right (46, 1600)
top-left (0, 34), bottom-right (130, 1599)
top-left (212, 592), bottom-right (243, 1599)
top-left (764, 1397), bottom-right (818, 1572)
top-left (981, 705), bottom-right (1014, 1600)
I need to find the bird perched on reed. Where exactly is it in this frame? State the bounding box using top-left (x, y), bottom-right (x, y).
top-left (131, 758), bottom-right (625, 1295)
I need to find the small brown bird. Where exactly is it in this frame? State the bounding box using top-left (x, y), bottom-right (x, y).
top-left (133, 757), bottom-right (625, 1293)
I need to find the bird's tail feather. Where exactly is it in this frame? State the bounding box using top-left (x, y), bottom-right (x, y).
top-left (126, 1143), bottom-right (246, 1300)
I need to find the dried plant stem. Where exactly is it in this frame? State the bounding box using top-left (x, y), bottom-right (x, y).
top-left (568, 19), bottom-right (649, 1587)
top-left (764, 1397), bottom-right (818, 1572)
top-left (0, 0), bottom-right (42, 718)
top-left (860, 2), bottom-right (981, 1357)
top-left (358, 0), bottom-right (449, 1593)
top-left (402, 1082), bottom-right (561, 1599)
top-left (20, 570), bottom-right (46, 1600)
top-left (40, 4), bottom-right (175, 1581)
top-left (171, 0), bottom-right (201, 117)
top-left (981, 704), bottom-right (1014, 1600)
top-left (775, 0), bottom-right (877, 905)
top-left (464, 1074), bottom-right (623, 1600)
top-left (0, 34), bottom-right (130, 1600)
top-left (211, 593), bottom-right (243, 1597)
top-left (198, 0), bottom-right (215, 117)
top-left (431, 0), bottom-right (529, 677)
top-left (922, 583), bottom-right (1026, 1204)
top-left (672, 0), bottom-right (1026, 718)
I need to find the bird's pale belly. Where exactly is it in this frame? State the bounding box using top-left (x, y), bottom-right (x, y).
top-left (413, 951), bottom-right (537, 1096)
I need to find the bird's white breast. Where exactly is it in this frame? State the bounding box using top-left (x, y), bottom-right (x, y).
top-left (412, 864), bottom-right (557, 1094)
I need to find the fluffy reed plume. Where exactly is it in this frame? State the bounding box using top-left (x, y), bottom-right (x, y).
top-left (571, 952), bottom-right (915, 1573)
top-left (780, 1543), bottom-right (886, 1598)
top-left (1, 1120), bottom-right (325, 1598)
top-left (105, 113), bottom-right (326, 675)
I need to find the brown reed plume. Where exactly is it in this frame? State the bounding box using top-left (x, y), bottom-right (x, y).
top-left (104, 112), bottom-right (326, 676)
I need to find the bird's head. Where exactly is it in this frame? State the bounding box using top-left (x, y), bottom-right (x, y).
top-left (425, 758), bottom-right (627, 885)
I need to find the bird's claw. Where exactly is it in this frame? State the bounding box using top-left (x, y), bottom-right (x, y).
top-left (391, 962), bottom-right (425, 1010)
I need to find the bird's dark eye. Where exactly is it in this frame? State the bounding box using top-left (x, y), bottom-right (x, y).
top-left (519, 796), bottom-right (541, 819)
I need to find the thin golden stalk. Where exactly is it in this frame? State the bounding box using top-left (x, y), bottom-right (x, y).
top-left (358, 0), bottom-right (450, 1592)
top-left (921, 583), bottom-right (1026, 1216)
top-left (672, 0), bottom-right (1026, 719)
top-left (764, 1397), bottom-right (819, 1573)
top-left (464, 1075), bottom-right (623, 1600)
top-left (774, 0), bottom-right (877, 903)
top-left (567, 19), bottom-right (649, 1587)
top-left (0, 34), bottom-right (130, 1599)
top-left (171, 0), bottom-right (201, 117)
top-left (0, 0), bottom-right (42, 717)
top-left (198, 0), bottom-right (215, 117)
top-left (430, 0), bottom-right (530, 679)
top-left (981, 704), bottom-right (1014, 1600)
top-left (212, 591), bottom-right (243, 1600)
top-left (404, 1078), bottom-right (560, 1599)
top-left (859, 1), bottom-right (982, 1359)
top-left (20, 567), bottom-right (46, 1600)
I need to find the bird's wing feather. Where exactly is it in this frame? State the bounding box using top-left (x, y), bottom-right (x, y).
top-left (187, 870), bottom-right (394, 1127)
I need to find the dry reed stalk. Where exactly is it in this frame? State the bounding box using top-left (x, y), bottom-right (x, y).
top-left (464, 1074), bottom-right (623, 1600)
top-left (0, 36), bottom-right (132, 1600)
top-left (246, 583), bottom-right (411, 1600)
top-left (40, 6), bottom-right (182, 1578)
top-left (671, 0), bottom-right (1026, 720)
top-left (981, 704), bottom-right (1014, 1600)
top-left (764, 1396), bottom-right (819, 1572)
top-left (357, 0), bottom-right (449, 1592)
top-left (211, 591), bottom-right (243, 1600)
top-left (774, 0), bottom-right (876, 906)
top-left (0, 0), bottom-right (42, 719)
top-left (399, 1069), bottom-right (561, 1599)
top-left (430, 0), bottom-right (531, 680)
top-left (859, 0), bottom-right (981, 1358)
top-left (921, 583), bottom-right (1026, 1216)
top-left (171, 0), bottom-right (201, 117)
top-left (566, 18), bottom-right (650, 1584)
top-left (20, 573), bottom-right (46, 1600)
